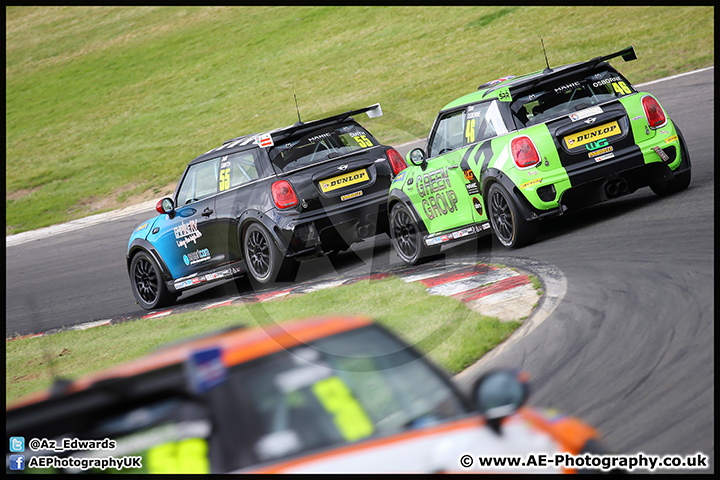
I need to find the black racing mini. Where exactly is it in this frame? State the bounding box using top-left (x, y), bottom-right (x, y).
top-left (127, 104), bottom-right (407, 309)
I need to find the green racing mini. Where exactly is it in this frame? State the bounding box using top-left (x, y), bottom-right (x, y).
top-left (388, 46), bottom-right (691, 263)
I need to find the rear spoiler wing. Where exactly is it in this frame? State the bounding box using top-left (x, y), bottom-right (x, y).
top-left (220, 103), bottom-right (383, 147)
top-left (588, 45), bottom-right (637, 67)
top-left (484, 46), bottom-right (639, 100)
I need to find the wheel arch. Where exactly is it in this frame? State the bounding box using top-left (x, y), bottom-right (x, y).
top-left (387, 190), bottom-right (430, 236)
top-left (126, 239), bottom-right (173, 283)
top-left (482, 168), bottom-right (539, 223)
top-left (236, 210), bottom-right (289, 260)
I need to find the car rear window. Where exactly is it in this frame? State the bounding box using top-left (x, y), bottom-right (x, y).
top-left (268, 122), bottom-right (378, 173)
top-left (511, 68), bottom-right (635, 127)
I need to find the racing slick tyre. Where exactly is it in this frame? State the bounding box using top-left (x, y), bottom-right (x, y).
top-left (389, 202), bottom-right (440, 265)
top-left (130, 251), bottom-right (178, 310)
top-left (650, 124), bottom-right (691, 197)
top-left (487, 182), bottom-right (538, 249)
top-left (243, 223), bottom-right (298, 286)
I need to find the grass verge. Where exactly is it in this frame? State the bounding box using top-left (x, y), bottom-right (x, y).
top-left (6, 276), bottom-right (522, 404)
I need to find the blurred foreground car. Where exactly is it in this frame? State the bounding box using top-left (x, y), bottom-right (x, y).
top-left (389, 46), bottom-right (691, 263)
top-left (6, 316), bottom-right (614, 473)
top-left (127, 104), bottom-right (406, 309)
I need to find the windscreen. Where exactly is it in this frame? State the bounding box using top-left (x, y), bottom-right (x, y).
top-left (511, 68), bottom-right (635, 127)
top-left (229, 325), bottom-right (467, 466)
top-left (268, 122), bottom-right (378, 173)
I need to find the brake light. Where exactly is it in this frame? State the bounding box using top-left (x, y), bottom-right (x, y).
top-left (510, 136), bottom-right (540, 169)
top-left (642, 95), bottom-right (666, 128)
top-left (386, 148), bottom-right (407, 176)
top-left (271, 180), bottom-right (298, 209)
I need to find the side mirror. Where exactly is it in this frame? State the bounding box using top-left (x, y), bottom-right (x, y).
top-left (406, 148), bottom-right (427, 167)
top-left (472, 369), bottom-right (529, 434)
top-left (156, 197), bottom-right (174, 215)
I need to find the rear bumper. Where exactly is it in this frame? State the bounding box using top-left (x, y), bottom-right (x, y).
top-left (560, 143), bottom-right (684, 210)
top-left (272, 190), bottom-right (390, 258)
top-left (517, 142), bottom-right (687, 219)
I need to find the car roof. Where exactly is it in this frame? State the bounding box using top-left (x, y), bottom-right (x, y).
top-left (7, 315), bottom-right (374, 410)
top-left (440, 46), bottom-right (636, 112)
top-left (188, 104), bottom-right (382, 166)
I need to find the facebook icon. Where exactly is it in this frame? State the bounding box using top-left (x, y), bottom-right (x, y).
top-left (9, 454), bottom-right (25, 471)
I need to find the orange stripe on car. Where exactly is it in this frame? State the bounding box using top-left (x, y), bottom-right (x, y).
top-left (247, 416), bottom-right (486, 473)
top-left (7, 316), bottom-right (373, 410)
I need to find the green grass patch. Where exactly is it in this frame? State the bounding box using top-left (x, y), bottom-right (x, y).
top-left (528, 274), bottom-right (543, 296)
top-left (5, 6), bottom-right (714, 234)
top-left (6, 277), bottom-right (520, 404)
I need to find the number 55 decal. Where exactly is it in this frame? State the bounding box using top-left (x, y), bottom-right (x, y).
top-left (219, 168), bottom-right (230, 191)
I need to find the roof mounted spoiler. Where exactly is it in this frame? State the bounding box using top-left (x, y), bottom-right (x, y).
top-left (589, 45), bottom-right (637, 67)
top-left (274, 103), bottom-right (382, 137)
top-left (328, 103), bottom-right (383, 122)
top-left (219, 104), bottom-right (382, 148)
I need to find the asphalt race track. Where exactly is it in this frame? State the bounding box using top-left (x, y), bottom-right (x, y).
top-left (5, 67), bottom-right (714, 472)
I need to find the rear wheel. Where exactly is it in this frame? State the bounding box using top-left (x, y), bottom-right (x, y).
top-left (389, 203), bottom-right (440, 265)
top-left (130, 251), bottom-right (177, 310)
top-left (650, 124), bottom-right (691, 196)
top-left (487, 183), bottom-right (538, 249)
top-left (243, 223), bottom-right (298, 285)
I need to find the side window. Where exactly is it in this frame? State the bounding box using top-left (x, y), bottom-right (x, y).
top-left (428, 110), bottom-right (465, 157)
top-left (176, 158), bottom-right (220, 206)
top-left (464, 101), bottom-right (509, 145)
top-left (219, 151), bottom-right (260, 191)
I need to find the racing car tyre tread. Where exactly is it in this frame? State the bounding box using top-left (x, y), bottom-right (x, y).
top-left (650, 124), bottom-right (691, 197)
top-left (130, 251), bottom-right (178, 310)
top-left (389, 202), bottom-right (440, 265)
top-left (243, 223), bottom-right (298, 285)
top-left (487, 182), bottom-right (538, 249)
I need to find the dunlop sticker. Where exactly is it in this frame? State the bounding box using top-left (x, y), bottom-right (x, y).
top-left (564, 121), bottom-right (621, 150)
top-left (320, 169), bottom-right (369, 193)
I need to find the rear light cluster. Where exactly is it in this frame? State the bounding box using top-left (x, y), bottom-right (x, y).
top-left (386, 148), bottom-right (407, 176)
top-left (641, 95), bottom-right (666, 128)
top-left (271, 180), bottom-right (298, 209)
top-left (511, 136), bottom-right (541, 169)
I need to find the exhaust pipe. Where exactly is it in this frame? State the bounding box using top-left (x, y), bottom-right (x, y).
top-left (606, 181), bottom-right (619, 197)
top-left (605, 179), bottom-right (629, 198)
top-left (617, 179), bottom-right (629, 195)
top-left (357, 222), bottom-right (376, 238)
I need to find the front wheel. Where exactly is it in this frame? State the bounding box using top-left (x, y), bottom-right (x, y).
top-left (389, 203), bottom-right (440, 265)
top-left (243, 223), bottom-right (298, 285)
top-left (130, 251), bottom-right (177, 310)
top-left (487, 183), bottom-right (538, 249)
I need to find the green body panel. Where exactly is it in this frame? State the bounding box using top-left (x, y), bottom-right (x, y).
top-left (391, 76), bottom-right (686, 240)
top-left (390, 148), bottom-right (484, 233)
top-left (486, 123), bottom-right (571, 211)
top-left (619, 93), bottom-right (683, 171)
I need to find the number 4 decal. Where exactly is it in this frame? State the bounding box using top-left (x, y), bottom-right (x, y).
top-left (612, 81), bottom-right (632, 95)
top-left (465, 118), bottom-right (476, 144)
